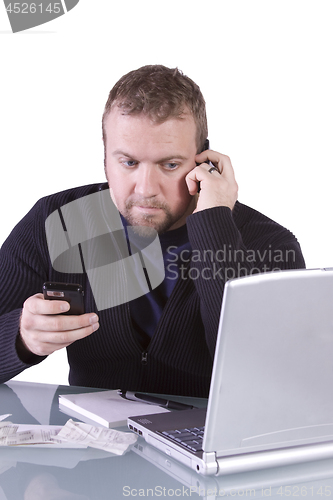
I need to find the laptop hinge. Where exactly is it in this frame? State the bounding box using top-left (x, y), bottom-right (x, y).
top-left (195, 452), bottom-right (218, 475)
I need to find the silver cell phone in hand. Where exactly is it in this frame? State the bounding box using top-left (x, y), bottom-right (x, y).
top-left (42, 282), bottom-right (84, 315)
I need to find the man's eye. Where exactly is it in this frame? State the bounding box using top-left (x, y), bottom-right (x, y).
top-left (164, 162), bottom-right (179, 170)
top-left (123, 160), bottom-right (137, 168)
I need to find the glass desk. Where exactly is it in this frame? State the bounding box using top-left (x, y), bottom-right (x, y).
top-left (1, 381), bottom-right (333, 499)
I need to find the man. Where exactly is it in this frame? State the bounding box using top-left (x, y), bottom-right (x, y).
top-left (0, 65), bottom-right (305, 395)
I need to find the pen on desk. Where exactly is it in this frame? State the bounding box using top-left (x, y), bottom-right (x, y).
top-left (118, 390), bottom-right (196, 410)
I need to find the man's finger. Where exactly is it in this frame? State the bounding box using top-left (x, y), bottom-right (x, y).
top-left (195, 150), bottom-right (235, 179)
top-left (25, 309), bottom-right (99, 333)
top-left (35, 322), bottom-right (100, 346)
top-left (24, 294), bottom-right (70, 315)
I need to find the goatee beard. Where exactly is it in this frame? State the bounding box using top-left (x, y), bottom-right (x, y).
top-left (123, 199), bottom-right (175, 235)
top-left (124, 210), bottom-right (174, 236)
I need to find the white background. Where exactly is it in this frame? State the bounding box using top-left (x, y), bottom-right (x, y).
top-left (0, 1), bottom-right (332, 386)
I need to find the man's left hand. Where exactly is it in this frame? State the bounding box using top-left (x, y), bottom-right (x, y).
top-left (186, 150), bottom-right (238, 213)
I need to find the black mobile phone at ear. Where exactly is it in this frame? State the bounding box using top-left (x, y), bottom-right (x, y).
top-left (202, 138), bottom-right (209, 152)
top-left (43, 282), bottom-right (85, 315)
top-left (196, 138), bottom-right (210, 192)
top-left (196, 139), bottom-right (210, 164)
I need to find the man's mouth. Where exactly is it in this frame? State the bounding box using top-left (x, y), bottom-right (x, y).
top-left (128, 200), bottom-right (166, 212)
top-left (134, 205), bottom-right (163, 211)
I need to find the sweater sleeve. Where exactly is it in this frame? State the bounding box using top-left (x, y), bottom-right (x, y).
top-left (0, 202), bottom-right (48, 384)
top-left (186, 202), bottom-right (306, 357)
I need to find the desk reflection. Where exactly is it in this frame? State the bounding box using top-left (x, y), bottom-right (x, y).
top-left (1, 382), bottom-right (333, 499)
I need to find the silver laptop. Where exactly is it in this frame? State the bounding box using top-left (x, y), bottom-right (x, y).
top-left (128, 268), bottom-right (333, 476)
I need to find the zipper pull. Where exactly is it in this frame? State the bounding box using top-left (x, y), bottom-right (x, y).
top-left (141, 351), bottom-right (148, 365)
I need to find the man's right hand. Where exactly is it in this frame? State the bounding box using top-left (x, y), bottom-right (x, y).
top-left (19, 294), bottom-right (99, 357)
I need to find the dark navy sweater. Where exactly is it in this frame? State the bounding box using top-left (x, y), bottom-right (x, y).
top-left (0, 183), bottom-right (305, 396)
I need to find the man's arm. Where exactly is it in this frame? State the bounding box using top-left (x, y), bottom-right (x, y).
top-left (187, 204), bottom-right (305, 357)
top-left (0, 197), bottom-right (99, 384)
top-left (185, 150), bottom-right (305, 357)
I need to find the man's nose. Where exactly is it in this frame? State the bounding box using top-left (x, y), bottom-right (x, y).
top-left (134, 164), bottom-right (160, 197)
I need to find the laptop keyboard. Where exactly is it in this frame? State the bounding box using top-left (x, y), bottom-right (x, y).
top-left (160, 426), bottom-right (205, 452)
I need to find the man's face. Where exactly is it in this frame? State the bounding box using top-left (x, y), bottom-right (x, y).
top-left (104, 107), bottom-right (198, 234)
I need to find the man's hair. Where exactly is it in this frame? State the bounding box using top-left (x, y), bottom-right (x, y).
top-left (102, 65), bottom-right (208, 153)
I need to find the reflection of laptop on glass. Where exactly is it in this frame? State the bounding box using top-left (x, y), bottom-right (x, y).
top-left (128, 268), bottom-right (333, 476)
top-left (132, 440), bottom-right (333, 498)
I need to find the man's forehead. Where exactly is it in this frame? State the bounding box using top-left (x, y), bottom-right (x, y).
top-left (103, 107), bottom-right (198, 158)
top-left (104, 105), bottom-right (195, 129)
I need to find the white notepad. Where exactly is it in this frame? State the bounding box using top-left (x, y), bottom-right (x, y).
top-left (59, 390), bottom-right (169, 428)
